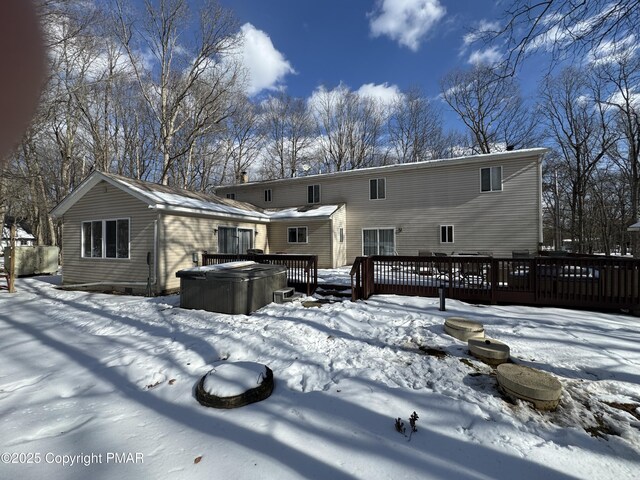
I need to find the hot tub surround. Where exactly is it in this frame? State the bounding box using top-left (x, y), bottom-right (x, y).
top-left (176, 261), bottom-right (287, 314)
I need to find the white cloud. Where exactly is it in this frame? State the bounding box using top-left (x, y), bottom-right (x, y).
top-left (606, 89), bottom-right (640, 110)
top-left (369, 0), bottom-right (446, 51)
top-left (462, 20), bottom-right (500, 47)
top-left (468, 47), bottom-right (502, 66)
top-left (356, 82), bottom-right (402, 106)
top-left (587, 35), bottom-right (638, 65)
top-left (237, 23), bottom-right (295, 96)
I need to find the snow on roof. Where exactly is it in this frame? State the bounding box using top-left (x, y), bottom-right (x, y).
top-left (53, 171), bottom-right (339, 223)
top-left (265, 204), bottom-right (342, 220)
top-left (2, 225), bottom-right (35, 240)
top-left (101, 173), bottom-right (270, 221)
top-left (628, 220), bottom-right (640, 231)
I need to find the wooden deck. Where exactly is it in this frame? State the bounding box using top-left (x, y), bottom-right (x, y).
top-left (350, 255), bottom-right (640, 313)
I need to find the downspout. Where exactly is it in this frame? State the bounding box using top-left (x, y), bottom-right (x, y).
top-left (538, 155), bottom-right (544, 251)
top-left (145, 217), bottom-right (159, 295)
top-left (151, 217), bottom-right (158, 289)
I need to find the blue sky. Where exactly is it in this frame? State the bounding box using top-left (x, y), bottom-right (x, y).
top-left (216, 0), bottom-right (544, 131)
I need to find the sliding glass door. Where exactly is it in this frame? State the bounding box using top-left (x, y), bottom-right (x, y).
top-left (218, 227), bottom-right (253, 254)
top-left (362, 228), bottom-right (395, 256)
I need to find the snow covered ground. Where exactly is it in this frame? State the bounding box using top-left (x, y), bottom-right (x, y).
top-left (0, 274), bottom-right (639, 480)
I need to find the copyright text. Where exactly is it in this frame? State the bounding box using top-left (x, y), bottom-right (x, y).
top-left (1, 452), bottom-right (144, 466)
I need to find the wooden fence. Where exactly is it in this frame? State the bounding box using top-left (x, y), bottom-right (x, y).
top-left (350, 255), bottom-right (640, 312)
top-left (201, 253), bottom-right (318, 295)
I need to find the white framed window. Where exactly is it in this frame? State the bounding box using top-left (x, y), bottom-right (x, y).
top-left (480, 166), bottom-right (502, 192)
top-left (362, 228), bottom-right (395, 256)
top-left (440, 225), bottom-right (454, 244)
top-left (339, 227), bottom-right (344, 243)
top-left (82, 218), bottom-right (130, 259)
top-left (307, 184), bottom-right (320, 204)
top-left (369, 178), bottom-right (386, 200)
top-left (264, 189), bottom-right (272, 202)
top-left (288, 226), bottom-right (308, 243)
top-left (226, 193), bottom-right (236, 199)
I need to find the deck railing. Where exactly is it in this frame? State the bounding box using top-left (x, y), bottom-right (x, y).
top-left (350, 255), bottom-right (640, 312)
top-left (201, 253), bottom-right (318, 295)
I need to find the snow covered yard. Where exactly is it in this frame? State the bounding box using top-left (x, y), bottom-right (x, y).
top-left (0, 275), bottom-right (639, 480)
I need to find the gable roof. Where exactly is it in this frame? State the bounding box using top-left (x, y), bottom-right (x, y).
top-left (216, 148), bottom-right (548, 191)
top-left (50, 171), bottom-right (269, 222)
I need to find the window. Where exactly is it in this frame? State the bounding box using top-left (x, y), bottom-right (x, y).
top-left (288, 227), bottom-right (308, 243)
top-left (226, 193), bottom-right (236, 199)
top-left (264, 189), bottom-right (272, 202)
top-left (339, 227), bottom-right (344, 243)
top-left (440, 225), bottom-right (454, 243)
top-left (307, 184), bottom-right (320, 204)
top-left (362, 228), bottom-right (395, 255)
top-left (480, 166), bottom-right (502, 192)
top-left (369, 178), bottom-right (386, 200)
top-left (82, 219), bottom-right (129, 259)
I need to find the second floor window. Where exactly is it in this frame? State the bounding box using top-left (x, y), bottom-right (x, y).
top-left (226, 193), bottom-right (236, 199)
top-left (265, 189), bottom-right (272, 202)
top-left (370, 178), bottom-right (386, 200)
top-left (480, 166), bottom-right (502, 192)
top-left (308, 184), bottom-right (320, 204)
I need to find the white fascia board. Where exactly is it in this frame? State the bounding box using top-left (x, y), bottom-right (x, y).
top-left (50, 171), bottom-right (155, 218)
top-left (151, 204), bottom-right (269, 223)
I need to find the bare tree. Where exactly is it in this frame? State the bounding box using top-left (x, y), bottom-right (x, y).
top-left (313, 85), bottom-right (384, 172)
top-left (209, 94), bottom-right (263, 186)
top-left (440, 65), bottom-right (538, 154)
top-left (260, 92), bottom-right (315, 179)
top-left (387, 87), bottom-right (450, 163)
top-left (539, 67), bottom-right (616, 253)
top-left (113, 0), bottom-right (242, 184)
top-left (593, 50), bottom-right (640, 255)
top-left (476, 0), bottom-right (640, 75)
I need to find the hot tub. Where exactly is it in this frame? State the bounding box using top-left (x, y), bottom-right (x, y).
top-left (176, 261), bottom-right (287, 315)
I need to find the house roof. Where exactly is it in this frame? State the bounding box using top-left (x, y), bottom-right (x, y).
top-left (216, 148), bottom-right (549, 191)
top-left (50, 171), bottom-right (269, 222)
top-left (628, 220), bottom-right (640, 231)
top-left (2, 225), bottom-right (35, 240)
top-left (265, 204), bottom-right (344, 220)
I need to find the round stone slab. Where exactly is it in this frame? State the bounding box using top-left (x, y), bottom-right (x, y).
top-left (444, 317), bottom-right (485, 341)
top-left (468, 337), bottom-right (510, 365)
top-left (497, 363), bottom-right (562, 411)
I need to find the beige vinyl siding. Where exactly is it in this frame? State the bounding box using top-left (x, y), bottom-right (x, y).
top-left (218, 153), bottom-right (542, 260)
top-left (267, 219), bottom-right (333, 267)
top-left (158, 214), bottom-right (268, 291)
top-left (61, 181), bottom-right (156, 287)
